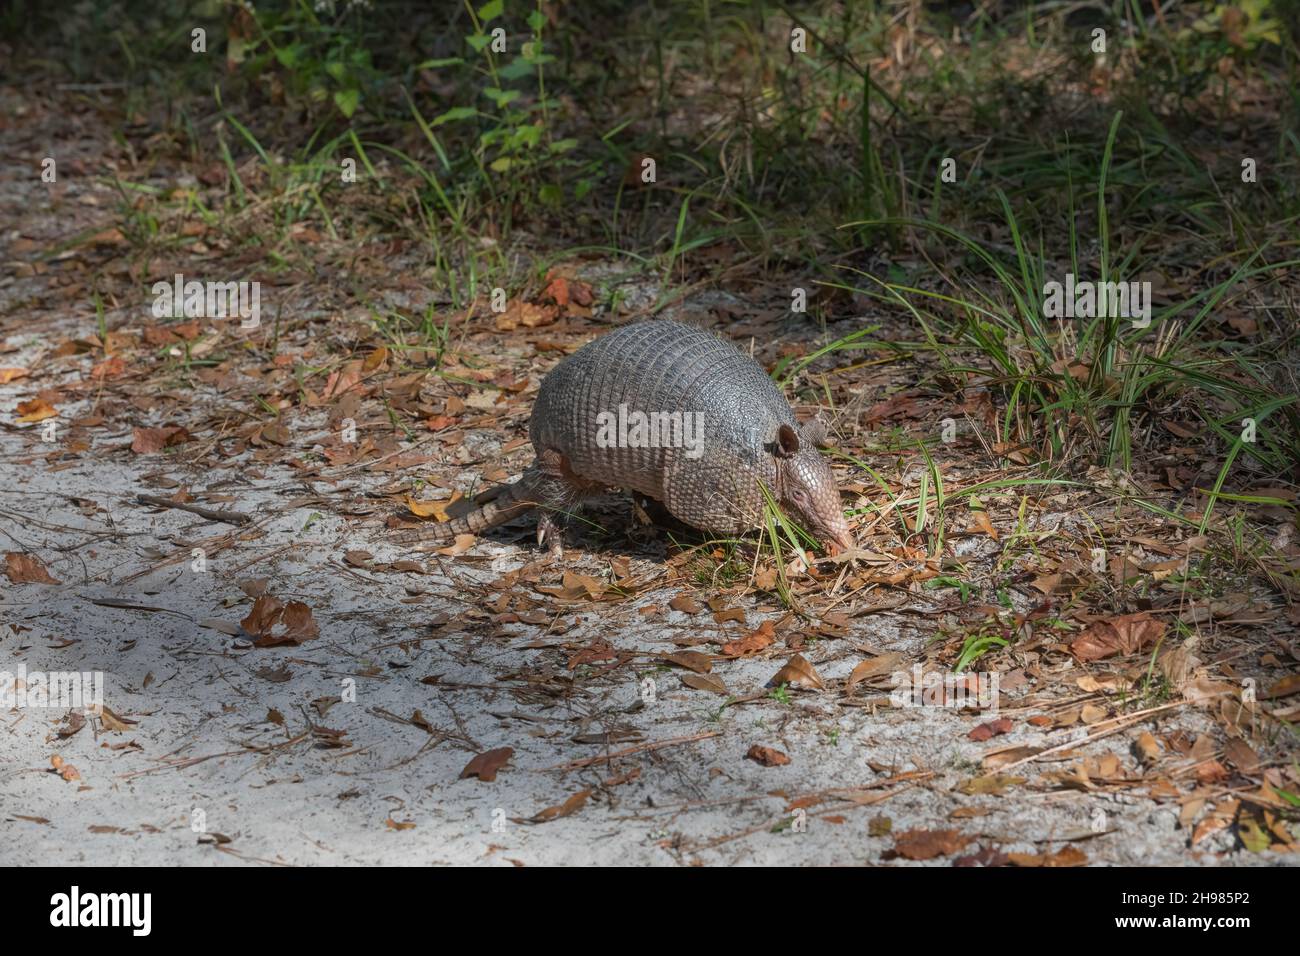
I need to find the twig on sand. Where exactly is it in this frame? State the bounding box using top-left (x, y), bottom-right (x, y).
top-left (680, 773), bottom-right (932, 854)
top-left (135, 493), bottom-right (252, 526)
top-left (995, 701), bottom-right (1190, 772)
top-left (118, 731), bottom-right (311, 780)
top-left (539, 731), bottom-right (721, 772)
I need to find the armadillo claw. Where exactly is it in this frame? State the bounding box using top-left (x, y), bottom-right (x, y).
top-left (537, 514), bottom-right (564, 558)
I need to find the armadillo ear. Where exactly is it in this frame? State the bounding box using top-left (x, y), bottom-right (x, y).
top-left (775, 423), bottom-right (800, 458)
top-left (801, 417), bottom-right (829, 448)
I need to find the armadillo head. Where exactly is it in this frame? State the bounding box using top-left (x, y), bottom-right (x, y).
top-left (773, 418), bottom-right (853, 554)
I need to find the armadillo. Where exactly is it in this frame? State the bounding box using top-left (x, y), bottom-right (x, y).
top-left (400, 319), bottom-right (852, 553)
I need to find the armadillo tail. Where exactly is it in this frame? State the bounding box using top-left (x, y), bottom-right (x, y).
top-left (394, 478), bottom-right (538, 544)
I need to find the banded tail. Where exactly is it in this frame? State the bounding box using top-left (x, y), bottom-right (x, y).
top-left (393, 477), bottom-right (540, 545)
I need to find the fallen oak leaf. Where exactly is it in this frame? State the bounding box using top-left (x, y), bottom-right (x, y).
top-left (889, 828), bottom-right (973, 861)
top-left (57, 713), bottom-right (86, 738)
top-left (275, 601), bottom-right (320, 644)
top-left (522, 788), bottom-right (592, 824)
top-left (130, 425), bottom-right (190, 454)
top-left (846, 652), bottom-right (904, 689)
top-left (661, 650), bottom-right (712, 674)
top-left (681, 672), bottom-right (728, 695)
top-left (767, 653), bottom-right (825, 691)
top-left (1262, 674), bottom-right (1300, 700)
top-left (721, 620), bottom-right (775, 657)
top-left (669, 594), bottom-right (702, 614)
top-left (4, 552), bottom-right (61, 584)
top-left (15, 398), bottom-right (57, 424)
top-left (50, 755), bottom-right (81, 782)
top-left (1007, 846), bottom-right (1089, 867)
top-left (981, 744), bottom-right (1043, 771)
top-left (240, 595), bottom-right (284, 637)
top-left (90, 355), bottom-right (127, 380)
top-left (543, 274), bottom-right (571, 307)
top-left (460, 747), bottom-right (514, 783)
top-left (567, 638), bottom-right (615, 669)
top-left (98, 707), bottom-right (136, 732)
top-left (968, 509), bottom-right (999, 540)
top-left (240, 596), bottom-right (320, 647)
top-left (538, 571), bottom-right (607, 601)
top-left (967, 717), bottom-right (1013, 742)
top-left (746, 745), bottom-right (791, 767)
top-left (434, 533), bottom-right (477, 556)
top-left (1070, 611), bottom-right (1165, 662)
top-left (957, 774), bottom-right (1026, 796)
top-left (1133, 731), bottom-right (1161, 765)
top-left (405, 492), bottom-right (460, 521)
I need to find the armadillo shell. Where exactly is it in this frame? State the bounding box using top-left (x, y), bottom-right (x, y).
top-left (530, 319), bottom-right (796, 533)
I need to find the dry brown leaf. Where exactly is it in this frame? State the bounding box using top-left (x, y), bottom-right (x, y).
top-left (1262, 675), bottom-right (1300, 700)
top-left (767, 654), bottom-right (825, 691)
top-left (4, 552), bottom-right (60, 585)
top-left (1070, 611), bottom-right (1165, 662)
top-left (460, 747), bottom-right (514, 782)
top-left (967, 717), bottom-right (1013, 742)
top-left (275, 602), bottom-right (320, 644)
top-left (846, 652), bottom-right (903, 689)
top-left (712, 607), bottom-right (747, 625)
top-left (746, 745), bottom-right (791, 767)
top-left (405, 492), bottom-right (460, 521)
top-left (1081, 703), bottom-right (1108, 724)
top-left (527, 789), bottom-right (591, 823)
top-left (721, 620), bottom-right (775, 657)
top-left (131, 425), bottom-right (189, 454)
top-left (681, 672), bottom-right (728, 695)
top-left (1008, 846), bottom-right (1088, 867)
top-left (1183, 678), bottom-right (1239, 704)
top-left (661, 651), bottom-right (712, 674)
top-left (890, 828), bottom-right (973, 861)
top-left (669, 594), bottom-right (702, 614)
top-left (543, 275), bottom-right (570, 307)
top-left (241, 595), bottom-right (320, 647)
top-left (98, 707), bottom-right (136, 732)
top-left (1133, 731), bottom-right (1161, 765)
top-left (1031, 573), bottom-right (1061, 594)
top-left (567, 638), bottom-right (615, 669)
top-left (1191, 815), bottom-right (1231, 845)
top-left (969, 510), bottom-right (998, 540)
top-left (496, 299), bottom-right (556, 330)
top-left (435, 533), bottom-right (476, 556)
top-left (1158, 643), bottom-right (1202, 689)
top-left (1224, 738), bottom-right (1260, 773)
top-left (957, 774), bottom-right (1026, 796)
top-left (982, 745), bottom-right (1042, 770)
top-left (16, 398), bottom-right (57, 423)
top-left (90, 355), bottom-right (127, 380)
top-left (539, 571), bottom-right (606, 601)
top-left (240, 595), bottom-right (284, 636)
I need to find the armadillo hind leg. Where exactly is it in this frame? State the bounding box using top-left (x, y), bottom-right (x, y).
top-left (527, 448), bottom-right (606, 556)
